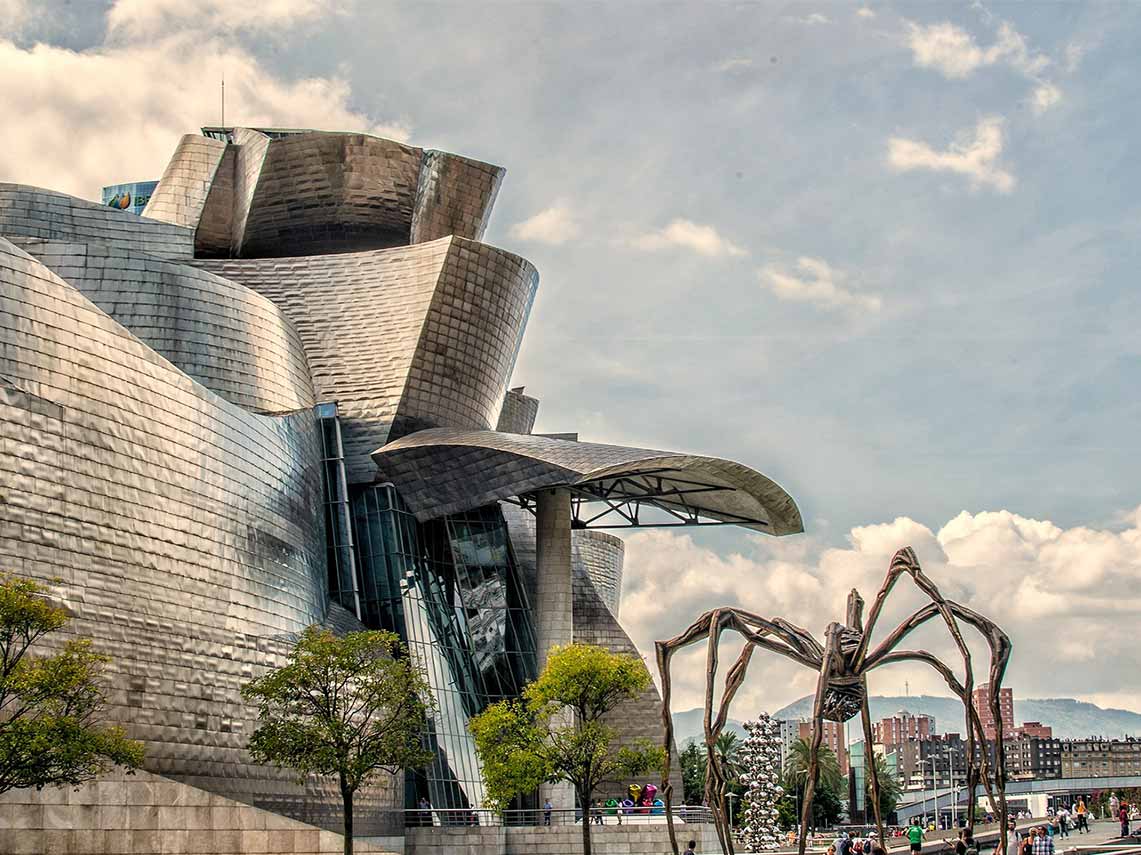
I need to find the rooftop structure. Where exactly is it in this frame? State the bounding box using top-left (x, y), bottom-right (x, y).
top-left (0, 126), bottom-right (802, 840)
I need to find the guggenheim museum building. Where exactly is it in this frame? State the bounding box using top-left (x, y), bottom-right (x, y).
top-left (0, 127), bottom-right (802, 834)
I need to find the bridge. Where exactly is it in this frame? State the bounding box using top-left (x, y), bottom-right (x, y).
top-left (895, 775), bottom-right (1141, 817)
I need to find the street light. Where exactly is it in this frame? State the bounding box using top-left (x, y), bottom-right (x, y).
top-left (928, 756), bottom-right (941, 829)
top-left (795, 769), bottom-right (809, 836)
top-left (943, 748), bottom-right (958, 829)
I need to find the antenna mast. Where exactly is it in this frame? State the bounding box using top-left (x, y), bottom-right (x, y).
top-left (221, 72), bottom-right (225, 128)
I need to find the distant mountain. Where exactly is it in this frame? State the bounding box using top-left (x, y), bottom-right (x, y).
top-left (672, 706), bottom-right (749, 747)
top-left (671, 695), bottom-right (1141, 746)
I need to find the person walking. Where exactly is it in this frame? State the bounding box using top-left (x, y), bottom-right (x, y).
top-left (1032, 826), bottom-right (1055, 855)
top-left (1120, 802), bottom-right (1130, 838)
top-left (1006, 818), bottom-right (1021, 855)
top-left (1076, 799), bottom-right (1089, 834)
top-left (908, 819), bottom-right (926, 854)
top-left (543, 797), bottom-right (552, 826)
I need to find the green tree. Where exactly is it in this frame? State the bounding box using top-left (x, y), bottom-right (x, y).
top-left (714, 731), bottom-right (742, 782)
top-left (865, 752), bottom-right (901, 821)
top-left (0, 574), bottom-right (143, 793)
top-left (783, 738), bottom-right (842, 792)
top-left (680, 740), bottom-right (707, 804)
top-left (469, 643), bottom-right (665, 855)
top-left (782, 739), bottom-right (844, 830)
top-left (241, 627), bottom-right (433, 855)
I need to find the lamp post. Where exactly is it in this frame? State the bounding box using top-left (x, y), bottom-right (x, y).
top-left (928, 755), bottom-right (941, 829)
top-left (795, 769), bottom-right (808, 837)
top-left (944, 748), bottom-right (958, 829)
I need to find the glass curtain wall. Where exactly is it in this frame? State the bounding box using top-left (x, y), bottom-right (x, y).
top-left (350, 484), bottom-right (538, 814)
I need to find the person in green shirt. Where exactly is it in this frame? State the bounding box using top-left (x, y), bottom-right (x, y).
top-left (908, 819), bottom-right (926, 853)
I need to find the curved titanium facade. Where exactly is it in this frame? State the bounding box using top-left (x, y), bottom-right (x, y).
top-left (0, 237), bottom-right (401, 826)
top-left (143, 134), bottom-right (229, 230)
top-left (20, 239), bottom-right (315, 414)
top-left (144, 127), bottom-right (506, 258)
top-left (196, 238), bottom-right (538, 483)
top-left (0, 183), bottom-right (194, 257)
top-left (573, 529), bottom-right (625, 617)
top-left (371, 427), bottom-right (804, 534)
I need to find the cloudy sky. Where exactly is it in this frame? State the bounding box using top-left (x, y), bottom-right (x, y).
top-left (4, 0), bottom-right (1140, 719)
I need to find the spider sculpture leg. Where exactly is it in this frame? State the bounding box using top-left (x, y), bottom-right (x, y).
top-left (864, 559), bottom-right (1013, 855)
top-left (658, 609), bottom-right (822, 855)
top-left (798, 623), bottom-right (844, 855)
top-left (859, 679), bottom-right (884, 843)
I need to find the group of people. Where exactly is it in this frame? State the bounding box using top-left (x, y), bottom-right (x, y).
top-left (827, 830), bottom-right (887, 855)
top-left (1009, 822), bottom-right (1060, 855)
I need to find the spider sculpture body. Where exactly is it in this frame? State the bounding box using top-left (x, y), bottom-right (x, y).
top-left (656, 547), bottom-right (1012, 855)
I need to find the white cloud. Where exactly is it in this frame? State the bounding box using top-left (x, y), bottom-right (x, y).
top-left (0, 19), bottom-right (405, 200)
top-left (622, 505), bottom-right (1141, 715)
top-left (632, 219), bottom-right (746, 258)
top-left (1030, 82), bottom-right (1062, 115)
top-left (759, 256), bottom-right (882, 312)
top-left (906, 20), bottom-right (1049, 79)
top-left (1063, 42), bottom-right (1085, 74)
top-left (0, 0), bottom-right (24, 33)
top-left (797, 13), bottom-right (831, 25)
top-left (887, 116), bottom-right (1015, 193)
top-left (856, 8), bottom-right (876, 20)
top-left (509, 204), bottom-right (581, 245)
top-left (713, 57), bottom-right (754, 73)
top-left (107, 0), bottom-right (348, 38)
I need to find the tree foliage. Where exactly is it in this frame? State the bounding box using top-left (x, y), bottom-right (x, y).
top-left (866, 751), bottom-right (901, 820)
top-left (680, 740), bottom-right (707, 804)
top-left (0, 574), bottom-right (143, 794)
top-left (781, 739), bottom-right (844, 829)
top-left (714, 731), bottom-right (742, 782)
top-left (241, 627), bottom-right (433, 855)
top-left (470, 643), bottom-right (665, 855)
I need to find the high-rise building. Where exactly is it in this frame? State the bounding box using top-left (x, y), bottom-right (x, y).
top-left (972, 682), bottom-right (1015, 740)
top-left (0, 127), bottom-right (804, 840)
top-left (778, 719), bottom-right (801, 773)
top-left (1013, 721), bottom-right (1053, 739)
top-left (799, 720), bottom-right (848, 774)
top-left (873, 710), bottom-right (935, 749)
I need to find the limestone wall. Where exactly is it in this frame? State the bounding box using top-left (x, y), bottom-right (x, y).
top-left (404, 822), bottom-right (720, 855)
top-left (0, 768), bottom-right (398, 855)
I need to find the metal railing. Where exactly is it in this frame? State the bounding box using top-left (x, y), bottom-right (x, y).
top-left (398, 805), bottom-right (715, 828)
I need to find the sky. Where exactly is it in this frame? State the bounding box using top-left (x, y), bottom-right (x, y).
top-left (3, 0), bottom-right (1140, 720)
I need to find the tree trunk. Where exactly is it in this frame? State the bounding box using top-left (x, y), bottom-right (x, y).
top-left (580, 787), bottom-right (592, 855)
top-left (341, 776), bottom-right (354, 855)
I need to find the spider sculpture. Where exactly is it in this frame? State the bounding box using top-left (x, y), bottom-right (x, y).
top-left (656, 547), bottom-right (1012, 855)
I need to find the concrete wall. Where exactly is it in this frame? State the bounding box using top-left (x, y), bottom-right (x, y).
top-left (405, 822), bottom-right (720, 855)
top-left (0, 768), bottom-right (398, 855)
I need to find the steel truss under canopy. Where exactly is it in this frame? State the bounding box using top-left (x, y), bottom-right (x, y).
top-left (504, 468), bottom-right (771, 530)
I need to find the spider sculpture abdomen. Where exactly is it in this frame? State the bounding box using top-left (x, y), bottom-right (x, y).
top-left (822, 626), bottom-right (866, 722)
top-left (821, 676), bottom-right (865, 722)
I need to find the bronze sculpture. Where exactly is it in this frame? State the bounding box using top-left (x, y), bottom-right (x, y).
top-left (656, 547), bottom-right (1012, 855)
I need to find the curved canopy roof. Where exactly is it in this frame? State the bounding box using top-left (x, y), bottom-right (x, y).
top-left (371, 428), bottom-right (803, 535)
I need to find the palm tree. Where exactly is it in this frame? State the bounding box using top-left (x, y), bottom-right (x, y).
top-left (866, 752), bottom-right (902, 821)
top-left (783, 738), bottom-right (844, 831)
top-left (714, 731), bottom-right (742, 783)
top-left (784, 737), bottom-right (842, 791)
